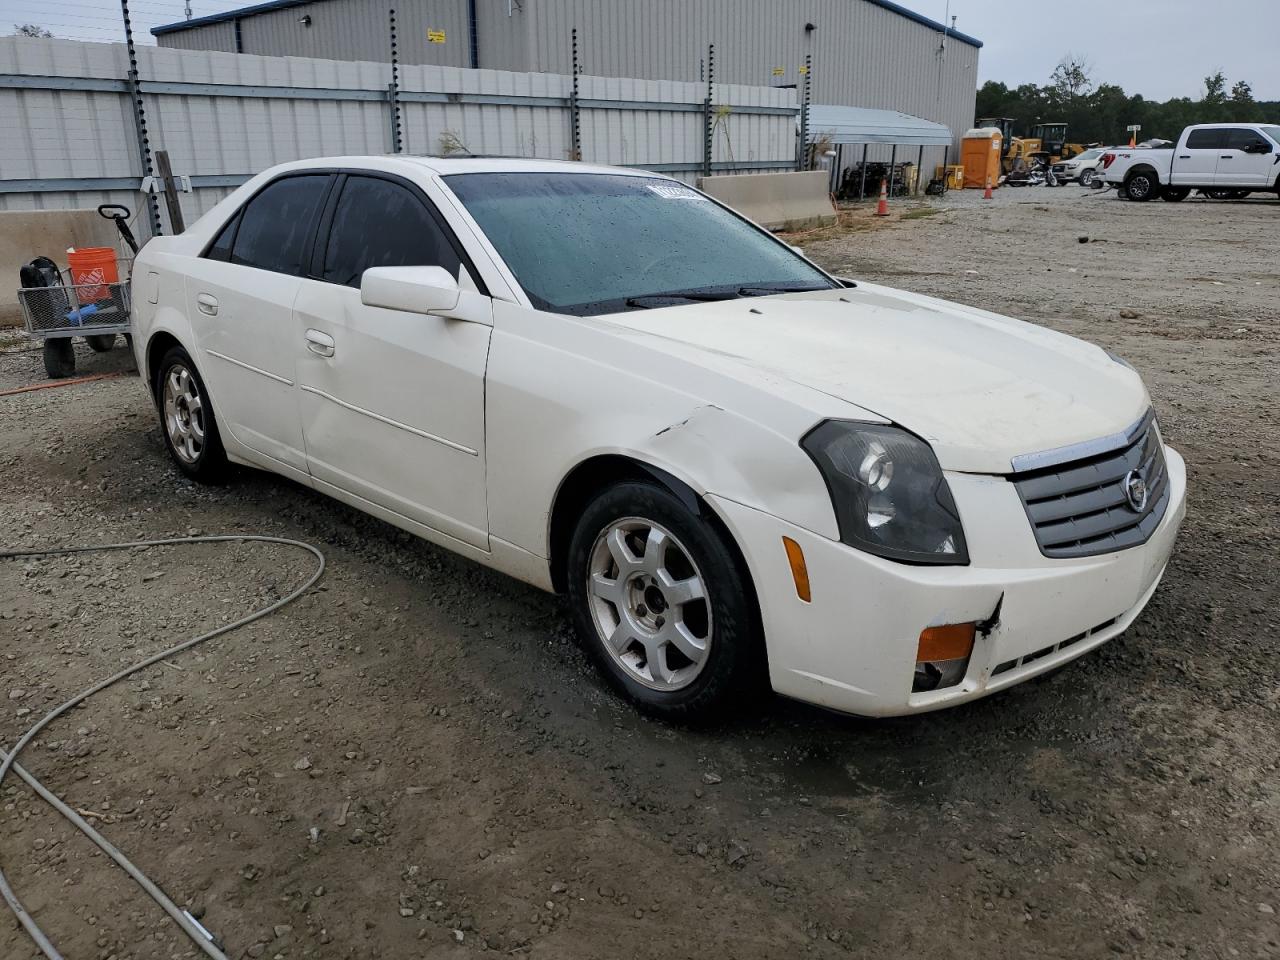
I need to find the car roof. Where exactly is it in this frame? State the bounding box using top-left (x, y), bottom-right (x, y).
top-left (261, 155), bottom-right (671, 179)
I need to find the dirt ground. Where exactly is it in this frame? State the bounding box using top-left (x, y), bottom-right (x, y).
top-left (2, 184), bottom-right (1278, 960)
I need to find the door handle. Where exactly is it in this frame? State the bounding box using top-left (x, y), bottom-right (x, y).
top-left (196, 293), bottom-right (218, 316)
top-left (305, 329), bottom-right (335, 357)
top-left (1220, 155), bottom-right (1232, 159)
top-left (1178, 154), bottom-right (1190, 159)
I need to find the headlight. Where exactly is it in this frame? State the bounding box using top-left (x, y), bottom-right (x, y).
top-left (802, 421), bottom-right (969, 565)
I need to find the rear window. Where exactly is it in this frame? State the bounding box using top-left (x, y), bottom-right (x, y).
top-left (1185, 129), bottom-right (1224, 150)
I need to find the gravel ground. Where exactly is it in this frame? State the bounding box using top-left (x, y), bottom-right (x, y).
top-left (2, 185), bottom-right (1277, 960)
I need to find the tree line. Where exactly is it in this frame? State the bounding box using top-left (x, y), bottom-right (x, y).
top-left (976, 58), bottom-right (1280, 146)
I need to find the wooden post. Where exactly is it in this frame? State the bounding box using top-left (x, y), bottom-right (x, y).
top-left (153, 149), bottom-right (185, 234)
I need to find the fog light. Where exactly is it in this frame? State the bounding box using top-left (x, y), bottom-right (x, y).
top-left (913, 623), bottom-right (975, 692)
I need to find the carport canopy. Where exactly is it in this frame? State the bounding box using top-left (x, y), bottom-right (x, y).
top-left (805, 105), bottom-right (953, 146)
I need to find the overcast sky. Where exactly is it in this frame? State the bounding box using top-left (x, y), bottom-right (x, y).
top-left (4, 0), bottom-right (1274, 102)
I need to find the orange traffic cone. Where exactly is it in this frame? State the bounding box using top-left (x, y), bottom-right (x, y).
top-left (874, 177), bottom-right (890, 216)
top-left (983, 177), bottom-right (993, 199)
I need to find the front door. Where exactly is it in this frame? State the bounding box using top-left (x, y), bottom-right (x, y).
top-left (186, 173), bottom-right (332, 474)
top-left (1217, 128), bottom-right (1278, 187)
top-left (292, 173), bottom-right (492, 549)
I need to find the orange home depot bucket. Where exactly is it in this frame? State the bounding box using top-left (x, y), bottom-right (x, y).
top-left (67, 247), bottom-right (119, 302)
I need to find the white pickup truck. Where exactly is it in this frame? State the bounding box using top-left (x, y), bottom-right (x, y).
top-left (1099, 122), bottom-right (1280, 201)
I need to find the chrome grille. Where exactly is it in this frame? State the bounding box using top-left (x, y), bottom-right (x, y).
top-left (1012, 411), bottom-right (1169, 559)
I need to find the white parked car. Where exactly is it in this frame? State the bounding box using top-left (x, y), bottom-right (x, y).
top-left (1051, 147), bottom-right (1105, 185)
top-left (131, 157), bottom-right (1187, 719)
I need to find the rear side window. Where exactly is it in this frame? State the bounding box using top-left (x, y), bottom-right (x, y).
top-left (205, 212), bottom-right (240, 262)
top-left (230, 175), bottom-right (329, 275)
top-left (321, 176), bottom-right (462, 287)
top-left (1185, 129), bottom-right (1224, 150)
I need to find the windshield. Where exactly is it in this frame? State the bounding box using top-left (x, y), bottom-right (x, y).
top-left (1077, 149), bottom-right (1102, 161)
top-left (444, 172), bottom-right (837, 316)
top-left (1262, 126), bottom-right (1280, 146)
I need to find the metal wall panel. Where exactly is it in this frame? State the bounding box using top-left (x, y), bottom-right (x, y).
top-left (524, 0), bottom-right (979, 148)
top-left (156, 0), bottom-right (979, 145)
top-left (1, 37), bottom-right (797, 227)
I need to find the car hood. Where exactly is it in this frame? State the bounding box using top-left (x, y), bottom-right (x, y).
top-left (599, 284), bottom-right (1149, 474)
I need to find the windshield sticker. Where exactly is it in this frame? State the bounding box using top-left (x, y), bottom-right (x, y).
top-left (645, 183), bottom-right (704, 201)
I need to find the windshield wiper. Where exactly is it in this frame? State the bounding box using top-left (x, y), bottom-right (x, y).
top-left (737, 283), bottom-right (834, 296)
top-left (624, 290), bottom-right (738, 308)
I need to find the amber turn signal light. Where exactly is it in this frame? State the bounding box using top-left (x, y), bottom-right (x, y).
top-left (781, 536), bottom-right (811, 603)
top-left (916, 623), bottom-right (976, 663)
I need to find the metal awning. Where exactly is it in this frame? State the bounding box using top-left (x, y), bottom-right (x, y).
top-left (805, 105), bottom-right (953, 146)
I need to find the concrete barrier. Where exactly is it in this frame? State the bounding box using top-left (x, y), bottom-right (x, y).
top-left (696, 170), bottom-right (836, 231)
top-left (0, 209), bottom-right (120, 326)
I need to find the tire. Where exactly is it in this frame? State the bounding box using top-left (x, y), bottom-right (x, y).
top-left (154, 345), bottom-right (229, 482)
top-left (42, 339), bottom-right (75, 379)
top-left (1080, 169), bottom-right (1095, 187)
top-left (566, 481), bottom-right (764, 720)
top-left (85, 334), bottom-right (116, 352)
top-left (1125, 170), bottom-right (1158, 201)
top-left (1162, 187), bottom-right (1191, 202)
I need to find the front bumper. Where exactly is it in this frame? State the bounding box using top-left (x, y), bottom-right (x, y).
top-left (708, 445), bottom-right (1187, 716)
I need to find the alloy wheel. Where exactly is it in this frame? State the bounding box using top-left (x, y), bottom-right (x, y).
top-left (586, 518), bottom-right (712, 691)
top-left (162, 363), bottom-right (205, 464)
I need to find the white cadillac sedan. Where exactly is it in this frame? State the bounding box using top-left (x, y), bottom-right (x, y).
top-left (131, 157), bottom-right (1186, 719)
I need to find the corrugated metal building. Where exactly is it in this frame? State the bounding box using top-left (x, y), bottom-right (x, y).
top-left (154, 0), bottom-right (980, 147)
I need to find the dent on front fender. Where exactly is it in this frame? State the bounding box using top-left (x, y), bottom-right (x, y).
top-left (639, 402), bottom-right (840, 541)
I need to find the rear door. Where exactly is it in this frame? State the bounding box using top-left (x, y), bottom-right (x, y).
top-left (185, 173), bottom-right (332, 474)
top-left (292, 172), bottom-right (493, 548)
top-left (1172, 128), bottom-right (1222, 185)
top-left (1217, 127), bottom-right (1276, 187)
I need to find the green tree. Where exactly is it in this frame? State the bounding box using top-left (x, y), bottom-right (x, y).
top-left (13, 23), bottom-right (53, 37)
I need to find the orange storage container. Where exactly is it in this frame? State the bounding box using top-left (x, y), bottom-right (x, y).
top-left (961, 128), bottom-right (1003, 189)
top-left (67, 247), bottom-right (119, 302)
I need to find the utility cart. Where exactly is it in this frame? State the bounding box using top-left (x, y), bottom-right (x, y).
top-left (16, 204), bottom-right (139, 379)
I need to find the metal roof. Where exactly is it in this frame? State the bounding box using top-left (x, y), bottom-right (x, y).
top-left (153, 0), bottom-right (314, 35)
top-left (152, 0), bottom-right (982, 48)
top-left (805, 105), bottom-right (954, 146)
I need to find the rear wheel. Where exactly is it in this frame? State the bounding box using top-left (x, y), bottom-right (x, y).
top-left (1162, 187), bottom-right (1191, 202)
top-left (1125, 170), bottom-right (1158, 201)
top-left (155, 346), bottom-right (228, 482)
top-left (85, 334), bottom-right (116, 352)
top-left (566, 481), bottom-right (763, 719)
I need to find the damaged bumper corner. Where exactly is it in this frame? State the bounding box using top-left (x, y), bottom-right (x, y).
top-left (702, 446), bottom-right (1187, 717)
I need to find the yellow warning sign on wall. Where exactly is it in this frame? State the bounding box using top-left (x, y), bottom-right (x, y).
top-left (427, 29), bottom-right (446, 43)
top-left (771, 67), bottom-right (784, 77)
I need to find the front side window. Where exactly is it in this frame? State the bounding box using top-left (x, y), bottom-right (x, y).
top-left (321, 176), bottom-right (462, 287)
top-left (1225, 128), bottom-right (1271, 151)
top-left (1184, 129), bottom-right (1224, 150)
top-left (230, 174), bottom-right (330, 276)
top-left (444, 172), bottom-right (836, 316)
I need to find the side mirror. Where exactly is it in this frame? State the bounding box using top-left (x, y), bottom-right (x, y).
top-left (360, 266), bottom-right (460, 314)
top-left (1247, 141), bottom-right (1272, 154)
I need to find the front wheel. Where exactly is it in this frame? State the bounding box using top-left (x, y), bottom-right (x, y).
top-left (42, 339), bottom-right (75, 379)
top-left (566, 481), bottom-right (763, 719)
top-left (1125, 171), bottom-right (1158, 201)
top-left (155, 346), bottom-right (229, 482)
top-left (1080, 169), bottom-right (1095, 187)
